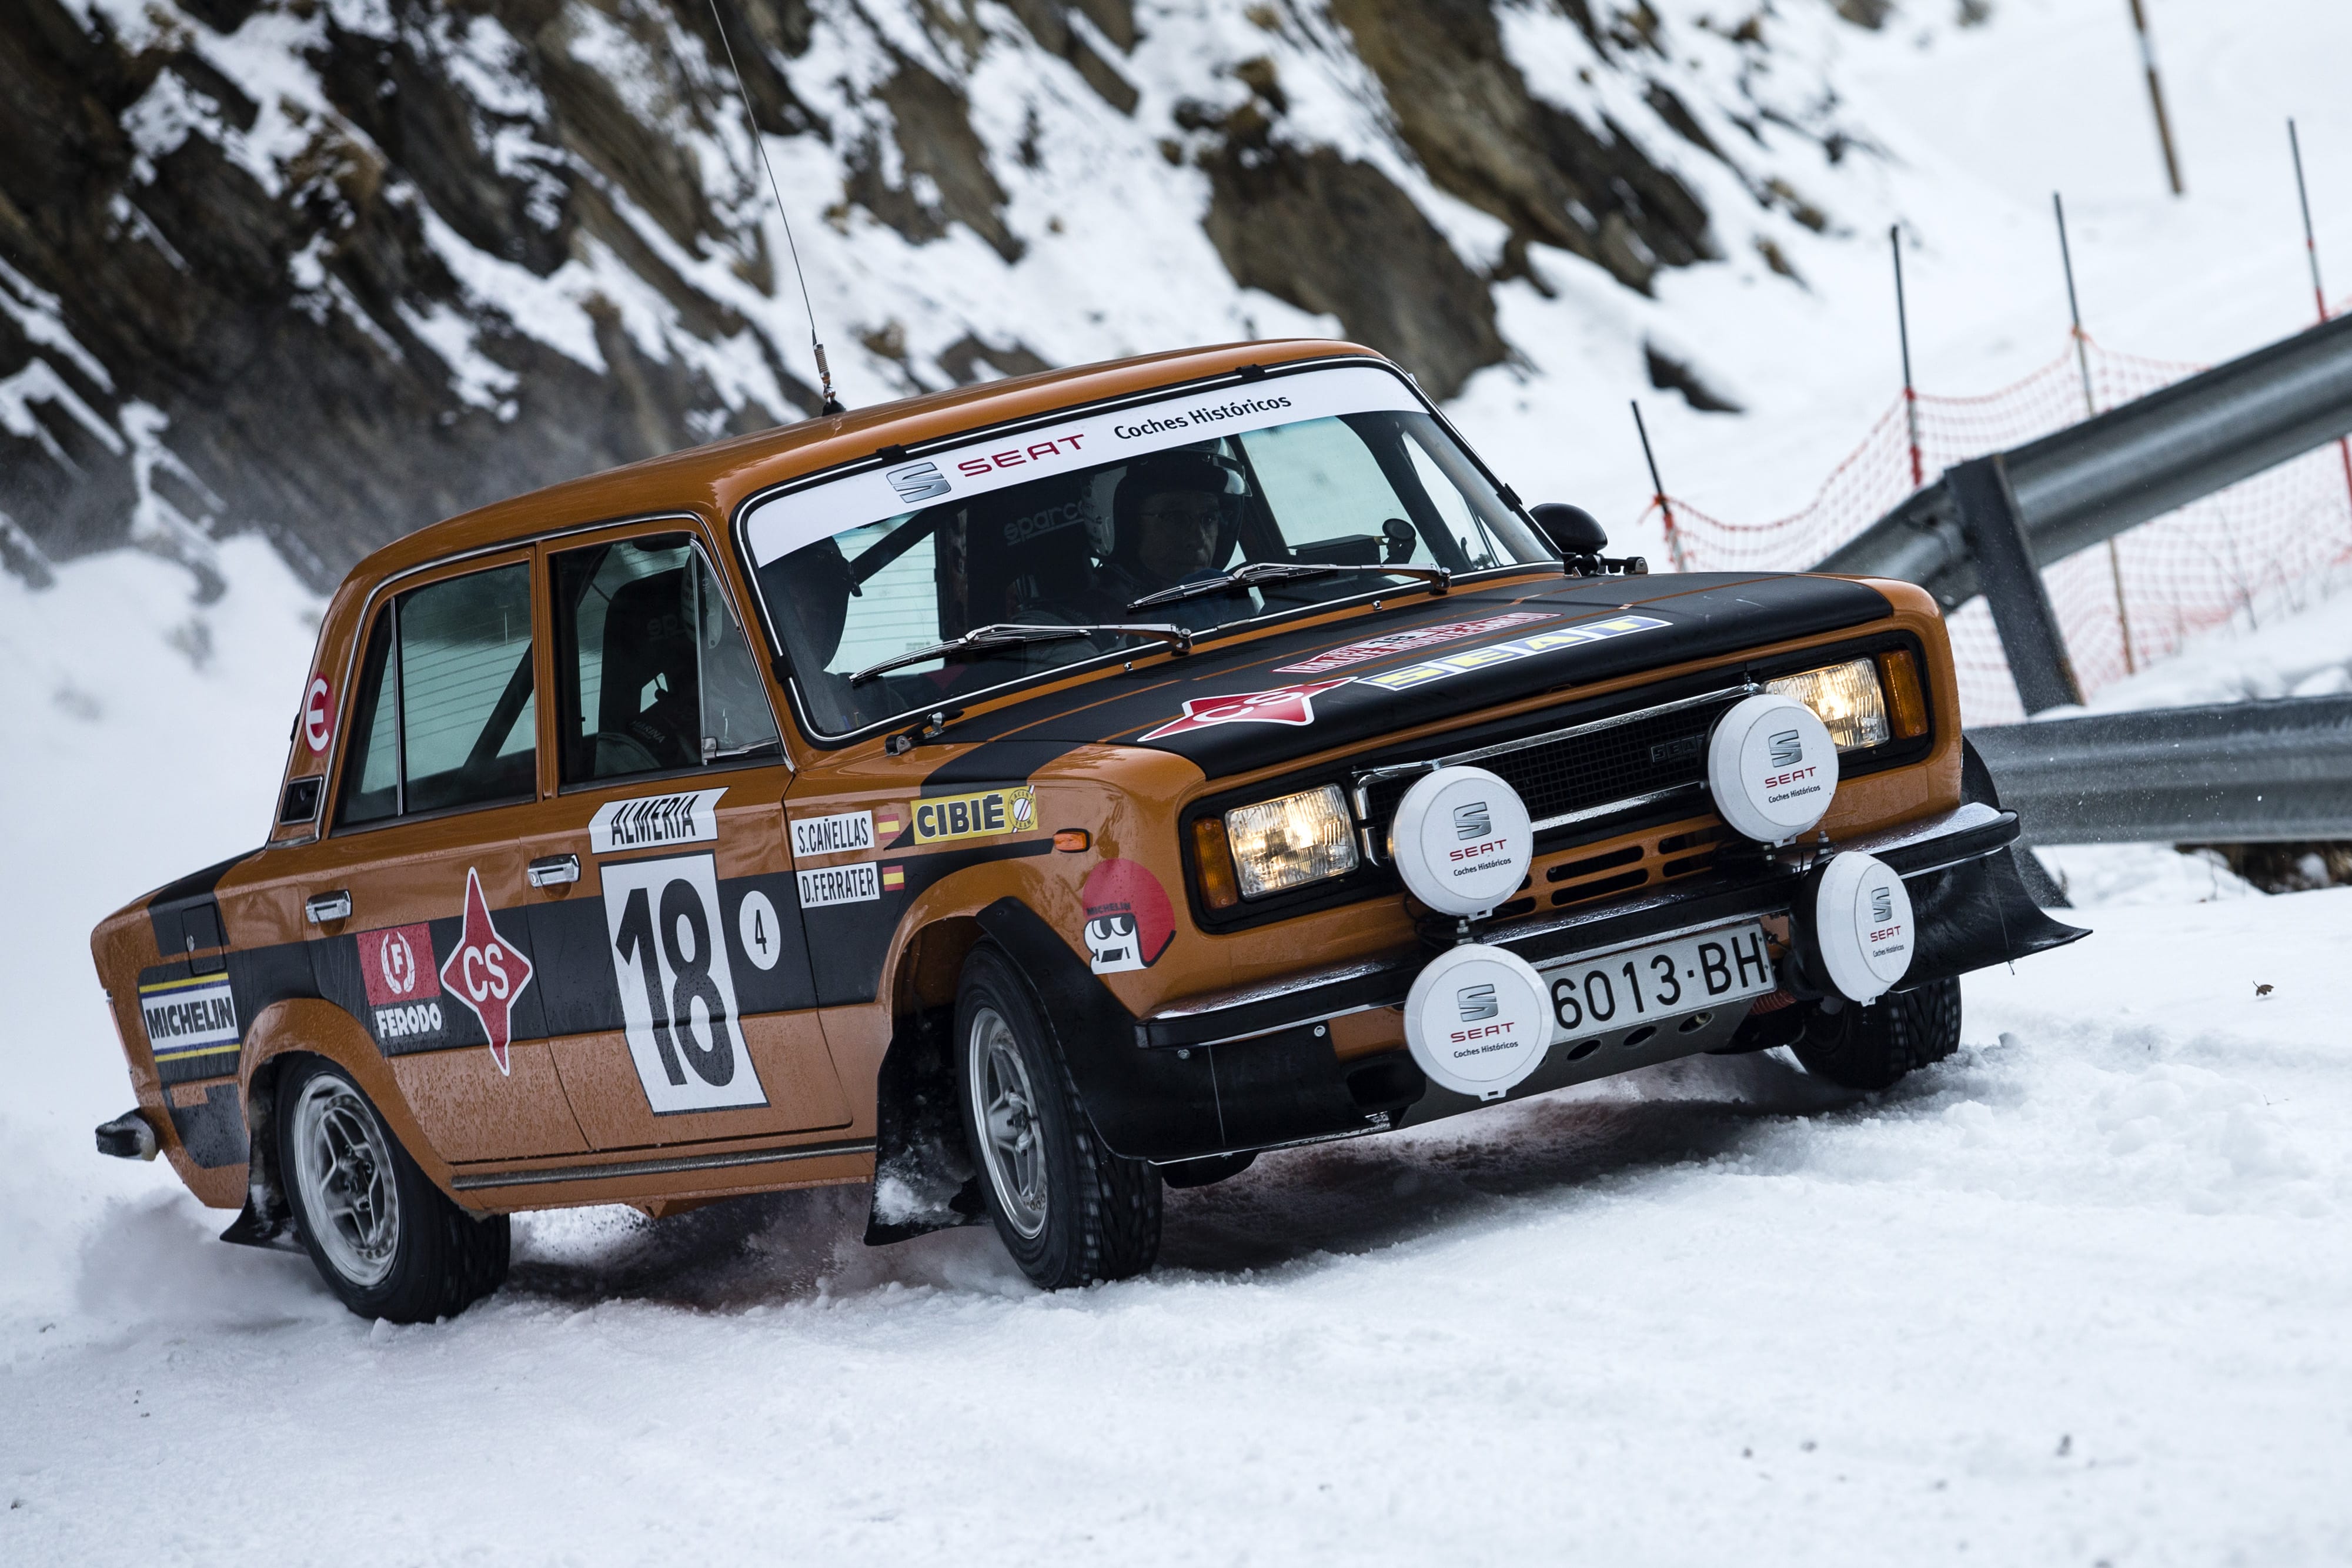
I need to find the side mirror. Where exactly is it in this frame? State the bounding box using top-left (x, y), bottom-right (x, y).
top-left (1529, 503), bottom-right (1607, 558)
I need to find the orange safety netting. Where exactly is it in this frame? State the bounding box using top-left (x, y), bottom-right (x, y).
top-left (1635, 332), bottom-right (2352, 724)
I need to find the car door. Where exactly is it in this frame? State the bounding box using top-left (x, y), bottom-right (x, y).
top-left (279, 551), bottom-right (590, 1163)
top-left (521, 521), bottom-right (850, 1150)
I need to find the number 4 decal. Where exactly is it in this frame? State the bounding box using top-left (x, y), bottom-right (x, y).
top-left (601, 854), bottom-right (769, 1113)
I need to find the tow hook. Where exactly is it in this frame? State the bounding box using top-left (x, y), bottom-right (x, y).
top-left (95, 1109), bottom-right (158, 1161)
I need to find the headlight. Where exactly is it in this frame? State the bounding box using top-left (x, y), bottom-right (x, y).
top-left (1766, 657), bottom-right (1890, 751)
top-left (1222, 784), bottom-right (1359, 900)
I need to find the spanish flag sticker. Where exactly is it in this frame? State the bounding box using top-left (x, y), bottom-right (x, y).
top-left (872, 802), bottom-right (910, 846)
top-left (880, 864), bottom-right (906, 892)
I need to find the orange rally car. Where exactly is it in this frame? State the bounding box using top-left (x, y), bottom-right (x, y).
top-left (89, 340), bottom-right (2081, 1319)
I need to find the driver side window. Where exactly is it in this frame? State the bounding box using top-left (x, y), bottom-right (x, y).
top-left (552, 533), bottom-right (783, 786)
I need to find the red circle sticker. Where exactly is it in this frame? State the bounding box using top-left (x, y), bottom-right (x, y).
top-left (303, 676), bottom-right (334, 753)
top-left (1080, 859), bottom-right (1175, 975)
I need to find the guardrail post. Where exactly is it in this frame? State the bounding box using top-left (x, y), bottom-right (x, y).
top-left (1949, 455), bottom-right (2086, 713)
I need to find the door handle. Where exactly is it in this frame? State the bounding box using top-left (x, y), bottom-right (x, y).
top-left (305, 890), bottom-right (352, 924)
top-left (527, 854), bottom-right (580, 888)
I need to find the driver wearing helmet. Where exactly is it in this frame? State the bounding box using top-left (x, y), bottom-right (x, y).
top-left (1091, 450), bottom-right (1241, 626)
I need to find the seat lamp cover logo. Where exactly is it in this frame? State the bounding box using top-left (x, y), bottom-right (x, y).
top-left (1456, 983), bottom-right (1499, 1023)
top-left (439, 868), bottom-right (535, 1076)
top-left (358, 922), bottom-right (445, 1045)
top-left (1871, 886), bottom-right (1894, 923)
top-left (886, 461), bottom-right (951, 503)
top-left (1452, 801), bottom-right (1492, 841)
top-left (1769, 729), bottom-right (1805, 767)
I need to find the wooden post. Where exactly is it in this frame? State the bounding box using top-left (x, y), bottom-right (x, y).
top-left (2125, 0), bottom-right (2184, 196)
top-left (1629, 400), bottom-right (1688, 572)
top-left (2054, 192), bottom-right (2136, 674)
top-left (1892, 225), bottom-right (1923, 489)
top-left (2289, 120), bottom-right (2352, 532)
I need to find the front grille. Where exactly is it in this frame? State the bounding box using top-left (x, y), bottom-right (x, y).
top-left (1353, 684), bottom-right (1753, 857)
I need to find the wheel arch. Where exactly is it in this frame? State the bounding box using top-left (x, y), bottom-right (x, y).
top-left (226, 999), bottom-right (466, 1247)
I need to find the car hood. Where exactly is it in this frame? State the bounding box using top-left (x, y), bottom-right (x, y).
top-left (920, 571), bottom-right (1892, 787)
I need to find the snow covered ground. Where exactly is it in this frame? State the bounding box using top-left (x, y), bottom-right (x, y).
top-left (10, 1), bottom-right (2352, 1560)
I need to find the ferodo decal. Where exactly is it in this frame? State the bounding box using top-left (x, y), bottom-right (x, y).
top-left (138, 972), bottom-right (240, 1064)
top-left (912, 785), bottom-right (1038, 844)
top-left (791, 809), bottom-right (874, 857)
top-left (1081, 860), bottom-right (1175, 975)
top-left (1273, 612), bottom-right (1557, 676)
top-left (358, 922), bottom-right (445, 1046)
top-left (439, 868), bottom-right (536, 1076)
top-left (1137, 680), bottom-right (1352, 743)
top-left (599, 852), bottom-right (767, 1114)
top-left (796, 861), bottom-right (881, 908)
top-left (302, 676), bottom-right (334, 754)
top-left (589, 787), bottom-right (727, 855)
top-left (1354, 615), bottom-right (1671, 692)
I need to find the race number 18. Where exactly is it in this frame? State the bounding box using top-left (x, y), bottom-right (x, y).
top-left (600, 854), bottom-right (769, 1114)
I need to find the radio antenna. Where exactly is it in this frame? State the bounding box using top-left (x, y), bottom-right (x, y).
top-left (704, 0), bottom-right (843, 415)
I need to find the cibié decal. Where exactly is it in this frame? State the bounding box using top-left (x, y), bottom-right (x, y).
top-left (1138, 680), bottom-right (1351, 743)
top-left (912, 785), bottom-right (1038, 844)
top-left (439, 868), bottom-right (535, 1076)
top-left (1081, 860), bottom-right (1175, 975)
top-left (302, 675), bottom-right (334, 754)
top-left (138, 972), bottom-right (240, 1064)
top-left (358, 922), bottom-right (445, 1045)
top-left (589, 787), bottom-right (727, 855)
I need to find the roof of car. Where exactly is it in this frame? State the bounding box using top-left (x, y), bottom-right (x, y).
top-left (346, 336), bottom-right (1383, 587)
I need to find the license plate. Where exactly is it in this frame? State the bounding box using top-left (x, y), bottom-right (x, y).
top-left (1536, 922), bottom-right (1775, 1043)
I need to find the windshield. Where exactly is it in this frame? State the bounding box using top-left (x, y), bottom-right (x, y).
top-left (740, 363), bottom-right (1553, 737)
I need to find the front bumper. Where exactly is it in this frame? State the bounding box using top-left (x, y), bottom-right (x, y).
top-left (990, 803), bottom-right (2082, 1165)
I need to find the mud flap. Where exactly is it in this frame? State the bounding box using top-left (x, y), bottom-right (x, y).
top-left (862, 1005), bottom-right (987, 1246)
top-left (1900, 844), bottom-right (2087, 989)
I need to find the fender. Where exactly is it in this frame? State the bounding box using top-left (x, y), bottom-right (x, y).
top-left (970, 897), bottom-right (1381, 1162)
top-left (222, 997), bottom-right (477, 1249)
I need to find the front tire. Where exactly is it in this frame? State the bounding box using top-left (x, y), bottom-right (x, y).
top-left (276, 1057), bottom-right (509, 1322)
top-left (954, 946), bottom-right (1161, 1289)
top-left (1792, 977), bottom-right (1963, 1091)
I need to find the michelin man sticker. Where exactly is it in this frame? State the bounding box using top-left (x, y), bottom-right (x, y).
top-left (1081, 860), bottom-right (1175, 975)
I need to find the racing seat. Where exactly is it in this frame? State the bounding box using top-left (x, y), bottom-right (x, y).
top-left (594, 567), bottom-right (700, 773)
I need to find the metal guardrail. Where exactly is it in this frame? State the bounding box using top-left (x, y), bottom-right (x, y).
top-left (1970, 695), bottom-right (2352, 844)
top-left (1818, 312), bottom-right (2352, 711)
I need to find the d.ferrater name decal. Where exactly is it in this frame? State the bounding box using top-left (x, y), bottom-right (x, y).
top-left (590, 788), bottom-right (727, 855)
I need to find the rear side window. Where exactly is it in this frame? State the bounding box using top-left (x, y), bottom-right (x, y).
top-left (550, 533), bottom-right (782, 785)
top-left (335, 564), bottom-right (539, 828)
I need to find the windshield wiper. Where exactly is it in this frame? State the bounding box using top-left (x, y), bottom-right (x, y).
top-left (851, 621), bottom-right (1192, 684)
top-left (1125, 560), bottom-right (1450, 613)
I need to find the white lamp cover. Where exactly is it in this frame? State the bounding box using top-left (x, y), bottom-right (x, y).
top-left (1387, 765), bottom-right (1535, 917)
top-left (1811, 851), bottom-right (1916, 1004)
top-left (1404, 942), bottom-right (1555, 1099)
top-left (1706, 693), bottom-right (1838, 845)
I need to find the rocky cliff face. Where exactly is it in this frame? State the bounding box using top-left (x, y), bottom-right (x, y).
top-left (0, 0), bottom-right (1884, 592)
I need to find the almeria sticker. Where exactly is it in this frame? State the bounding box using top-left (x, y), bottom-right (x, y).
top-left (1138, 679), bottom-right (1354, 742)
top-left (439, 868), bottom-right (535, 1076)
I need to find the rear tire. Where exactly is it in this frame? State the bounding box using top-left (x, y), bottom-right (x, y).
top-left (954, 945), bottom-right (1161, 1289)
top-left (276, 1057), bottom-right (509, 1322)
top-left (1792, 977), bottom-right (1963, 1091)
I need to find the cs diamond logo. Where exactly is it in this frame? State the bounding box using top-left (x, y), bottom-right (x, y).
top-left (439, 868), bottom-right (535, 1076)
